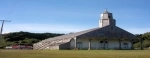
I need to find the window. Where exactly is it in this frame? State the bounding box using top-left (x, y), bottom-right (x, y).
top-left (123, 43), bottom-right (128, 49)
top-left (108, 16), bottom-right (111, 18)
top-left (105, 41), bottom-right (108, 49)
top-left (100, 41), bottom-right (103, 49)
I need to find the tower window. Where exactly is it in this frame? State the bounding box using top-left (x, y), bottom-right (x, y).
top-left (108, 16), bottom-right (111, 18)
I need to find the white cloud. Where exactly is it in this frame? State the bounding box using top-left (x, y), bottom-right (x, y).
top-left (2, 23), bottom-right (90, 34)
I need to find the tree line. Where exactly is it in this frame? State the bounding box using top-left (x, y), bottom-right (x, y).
top-left (134, 32), bottom-right (150, 49)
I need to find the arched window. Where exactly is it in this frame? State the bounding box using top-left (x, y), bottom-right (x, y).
top-left (100, 41), bottom-right (103, 43)
top-left (99, 41), bottom-right (103, 49)
top-left (123, 43), bottom-right (128, 49)
top-left (105, 41), bottom-right (108, 49)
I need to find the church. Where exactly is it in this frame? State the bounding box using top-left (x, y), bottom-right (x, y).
top-left (33, 9), bottom-right (136, 50)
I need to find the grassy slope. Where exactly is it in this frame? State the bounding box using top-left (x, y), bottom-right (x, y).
top-left (0, 50), bottom-right (150, 58)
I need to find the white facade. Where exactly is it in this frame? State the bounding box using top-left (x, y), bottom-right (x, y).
top-left (70, 38), bottom-right (132, 50)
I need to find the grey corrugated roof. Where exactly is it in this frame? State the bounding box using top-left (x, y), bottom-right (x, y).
top-left (40, 27), bottom-right (99, 42)
top-left (38, 25), bottom-right (136, 43)
top-left (78, 26), bottom-right (136, 39)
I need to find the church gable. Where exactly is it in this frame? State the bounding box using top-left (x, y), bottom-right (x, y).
top-left (77, 25), bottom-right (135, 39)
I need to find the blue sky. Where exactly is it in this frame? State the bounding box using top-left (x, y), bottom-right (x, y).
top-left (0, 0), bottom-right (150, 34)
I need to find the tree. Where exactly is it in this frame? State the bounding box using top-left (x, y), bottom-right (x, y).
top-left (143, 39), bottom-right (150, 48)
top-left (142, 32), bottom-right (150, 40)
top-left (22, 38), bottom-right (39, 45)
top-left (134, 34), bottom-right (144, 50)
top-left (0, 38), bottom-right (7, 48)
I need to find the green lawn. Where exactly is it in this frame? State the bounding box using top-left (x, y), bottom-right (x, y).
top-left (0, 50), bottom-right (150, 58)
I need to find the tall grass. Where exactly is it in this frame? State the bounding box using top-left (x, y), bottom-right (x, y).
top-left (0, 50), bottom-right (150, 58)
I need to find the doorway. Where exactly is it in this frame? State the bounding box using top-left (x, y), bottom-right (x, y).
top-left (77, 42), bottom-right (82, 49)
top-left (123, 43), bottom-right (128, 49)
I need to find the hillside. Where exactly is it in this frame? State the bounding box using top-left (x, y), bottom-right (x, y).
top-left (0, 31), bottom-right (64, 48)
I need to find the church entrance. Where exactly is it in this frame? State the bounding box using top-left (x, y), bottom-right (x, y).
top-left (77, 42), bottom-right (82, 49)
top-left (99, 41), bottom-right (108, 49)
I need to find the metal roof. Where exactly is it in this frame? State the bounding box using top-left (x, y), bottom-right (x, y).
top-left (39, 25), bottom-right (136, 43)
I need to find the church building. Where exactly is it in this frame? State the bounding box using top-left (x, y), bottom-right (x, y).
top-left (33, 9), bottom-right (136, 50)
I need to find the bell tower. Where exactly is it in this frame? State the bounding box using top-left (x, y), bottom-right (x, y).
top-left (99, 9), bottom-right (116, 28)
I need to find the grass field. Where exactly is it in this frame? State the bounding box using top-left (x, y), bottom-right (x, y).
top-left (0, 50), bottom-right (150, 58)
